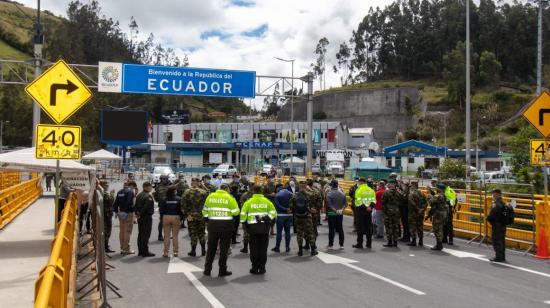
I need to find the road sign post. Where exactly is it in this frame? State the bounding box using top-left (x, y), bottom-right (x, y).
top-left (25, 59), bottom-right (92, 233)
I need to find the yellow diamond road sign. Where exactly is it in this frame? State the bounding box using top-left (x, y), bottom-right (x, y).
top-left (35, 124), bottom-right (82, 160)
top-left (530, 139), bottom-right (550, 166)
top-left (523, 90), bottom-right (550, 138)
top-left (25, 60), bottom-right (92, 124)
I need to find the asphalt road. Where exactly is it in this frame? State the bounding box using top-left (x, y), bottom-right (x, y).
top-left (102, 180), bottom-right (550, 308)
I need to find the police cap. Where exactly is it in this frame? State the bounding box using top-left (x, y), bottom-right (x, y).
top-left (491, 188), bottom-right (502, 194)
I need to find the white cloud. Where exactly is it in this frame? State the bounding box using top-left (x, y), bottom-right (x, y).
top-left (19, 0), bottom-right (393, 108)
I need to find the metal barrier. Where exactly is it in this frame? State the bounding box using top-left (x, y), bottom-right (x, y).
top-left (0, 171), bottom-right (21, 190)
top-left (0, 177), bottom-right (43, 229)
top-left (34, 193), bottom-right (78, 308)
top-left (254, 175), bottom-right (545, 254)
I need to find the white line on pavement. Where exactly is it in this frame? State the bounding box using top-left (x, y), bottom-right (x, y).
top-left (168, 257), bottom-right (225, 308)
top-left (344, 263), bottom-right (426, 296)
top-left (473, 256), bottom-right (550, 279)
top-left (316, 252), bottom-right (426, 295)
top-left (544, 301), bottom-right (550, 304)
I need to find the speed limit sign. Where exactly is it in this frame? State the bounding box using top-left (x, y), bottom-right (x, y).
top-left (35, 124), bottom-right (82, 160)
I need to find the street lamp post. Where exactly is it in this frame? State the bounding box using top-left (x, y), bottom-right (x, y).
top-left (465, 0), bottom-right (471, 179)
top-left (274, 57), bottom-right (295, 175)
top-left (0, 120), bottom-right (9, 154)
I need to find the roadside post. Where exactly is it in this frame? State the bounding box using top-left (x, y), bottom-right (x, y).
top-left (25, 59), bottom-right (92, 232)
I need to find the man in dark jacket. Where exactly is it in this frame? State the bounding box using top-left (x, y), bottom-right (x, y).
top-left (272, 184), bottom-right (293, 252)
top-left (487, 189), bottom-right (507, 262)
top-left (113, 181), bottom-right (137, 255)
top-left (134, 182), bottom-right (155, 257)
top-left (326, 180), bottom-right (346, 249)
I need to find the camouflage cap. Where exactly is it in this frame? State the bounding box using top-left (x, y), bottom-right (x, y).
top-left (436, 183), bottom-right (446, 190)
top-left (410, 181), bottom-right (419, 187)
top-left (191, 178), bottom-right (201, 182)
top-left (202, 174), bottom-right (211, 180)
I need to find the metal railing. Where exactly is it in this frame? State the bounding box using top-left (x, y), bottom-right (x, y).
top-left (35, 193), bottom-right (78, 308)
top-left (0, 177), bottom-right (42, 229)
top-left (0, 171), bottom-right (21, 190)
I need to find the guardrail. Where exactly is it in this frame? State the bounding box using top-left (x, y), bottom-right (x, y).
top-left (0, 177), bottom-right (43, 229)
top-left (35, 193), bottom-right (78, 308)
top-left (0, 171), bottom-right (21, 190)
top-left (254, 175), bottom-right (547, 254)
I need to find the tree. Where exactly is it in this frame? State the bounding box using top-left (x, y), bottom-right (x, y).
top-left (478, 51), bottom-right (502, 86)
top-left (334, 41), bottom-right (351, 85)
top-left (311, 37), bottom-right (329, 89)
top-left (437, 158), bottom-right (466, 180)
top-left (508, 125), bottom-right (538, 176)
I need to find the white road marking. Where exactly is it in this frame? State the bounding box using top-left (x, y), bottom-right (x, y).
top-left (316, 252), bottom-right (426, 295)
top-left (544, 300), bottom-right (550, 305)
top-left (409, 254), bottom-right (415, 257)
top-left (168, 257), bottom-right (225, 308)
top-left (440, 247), bottom-right (550, 279)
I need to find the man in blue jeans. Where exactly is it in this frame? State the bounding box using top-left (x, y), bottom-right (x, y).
top-left (272, 184), bottom-right (293, 253)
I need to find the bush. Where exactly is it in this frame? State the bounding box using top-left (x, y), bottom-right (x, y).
top-left (416, 166), bottom-right (425, 178)
top-left (437, 158), bottom-right (466, 180)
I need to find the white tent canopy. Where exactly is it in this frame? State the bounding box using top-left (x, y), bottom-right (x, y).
top-left (0, 148), bottom-right (93, 172)
top-left (82, 149), bottom-right (122, 161)
top-left (281, 157), bottom-right (306, 164)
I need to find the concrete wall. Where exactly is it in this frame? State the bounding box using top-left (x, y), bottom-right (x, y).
top-left (277, 87), bottom-right (425, 146)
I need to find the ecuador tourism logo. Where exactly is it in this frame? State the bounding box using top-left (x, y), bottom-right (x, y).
top-left (98, 62), bottom-right (123, 93)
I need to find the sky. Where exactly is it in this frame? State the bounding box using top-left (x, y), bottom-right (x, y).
top-left (18, 0), bottom-right (393, 107)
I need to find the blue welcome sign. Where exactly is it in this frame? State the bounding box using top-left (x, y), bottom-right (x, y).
top-left (98, 62), bottom-right (256, 98)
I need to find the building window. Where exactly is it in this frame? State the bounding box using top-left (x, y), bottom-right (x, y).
top-left (408, 157), bottom-right (415, 164)
top-left (328, 129), bottom-right (336, 142)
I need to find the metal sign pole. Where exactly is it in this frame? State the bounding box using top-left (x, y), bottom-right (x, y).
top-left (54, 159), bottom-right (60, 233)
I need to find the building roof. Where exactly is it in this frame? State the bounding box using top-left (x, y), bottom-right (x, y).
top-left (383, 140), bottom-right (446, 156)
top-left (348, 128), bottom-right (374, 135)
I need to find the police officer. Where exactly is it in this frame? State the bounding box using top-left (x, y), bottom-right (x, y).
top-left (100, 180), bottom-right (115, 253)
top-left (442, 183), bottom-right (457, 245)
top-left (202, 184), bottom-right (240, 277)
top-left (241, 185), bottom-right (277, 274)
top-left (239, 186), bottom-right (253, 253)
top-left (113, 181), bottom-right (137, 255)
top-left (406, 181), bottom-right (427, 247)
top-left (290, 181), bottom-right (318, 256)
top-left (182, 178), bottom-right (208, 257)
top-left (426, 183), bottom-right (448, 251)
top-left (134, 182), bottom-right (155, 257)
top-left (155, 175), bottom-right (170, 241)
top-left (487, 189), bottom-right (507, 262)
top-left (381, 180), bottom-right (402, 247)
top-left (353, 178), bottom-right (376, 249)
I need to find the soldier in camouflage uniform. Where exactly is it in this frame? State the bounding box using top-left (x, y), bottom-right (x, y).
top-left (381, 180), bottom-right (403, 247)
top-left (201, 175), bottom-right (217, 193)
top-left (262, 176), bottom-right (277, 235)
top-left (397, 180), bottom-right (411, 242)
top-left (181, 178), bottom-right (208, 257)
top-left (406, 182), bottom-right (427, 247)
top-left (229, 174), bottom-right (242, 244)
top-left (154, 175), bottom-right (170, 241)
top-left (239, 187), bottom-right (253, 253)
top-left (134, 182), bottom-right (155, 257)
top-left (290, 181), bottom-right (318, 256)
top-left (426, 183), bottom-right (448, 250)
top-left (175, 173), bottom-right (189, 229)
top-left (101, 180), bottom-right (115, 253)
top-left (306, 179), bottom-right (323, 244)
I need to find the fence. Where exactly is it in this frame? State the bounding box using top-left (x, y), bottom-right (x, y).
top-left (34, 193), bottom-right (79, 308)
top-left (254, 175), bottom-right (546, 254)
top-left (0, 177), bottom-right (43, 229)
top-left (0, 171), bottom-right (21, 189)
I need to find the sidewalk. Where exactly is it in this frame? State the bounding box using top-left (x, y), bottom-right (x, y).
top-left (0, 197), bottom-right (55, 307)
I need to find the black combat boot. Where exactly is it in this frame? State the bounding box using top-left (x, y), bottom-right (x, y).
top-left (240, 240), bottom-right (248, 253)
top-left (303, 242), bottom-right (310, 250)
top-left (219, 268), bottom-right (232, 277)
top-left (188, 244), bottom-right (197, 257)
top-left (383, 240), bottom-right (393, 247)
top-left (200, 241), bottom-right (206, 256)
top-left (311, 243), bottom-right (318, 256)
top-left (431, 241), bottom-right (443, 250)
top-left (393, 240), bottom-right (398, 247)
top-left (418, 237), bottom-right (423, 246)
top-left (407, 238), bottom-right (417, 246)
top-left (298, 246), bottom-right (303, 256)
top-left (366, 238), bottom-right (372, 249)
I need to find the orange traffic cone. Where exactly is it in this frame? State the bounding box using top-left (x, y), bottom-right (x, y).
top-left (535, 227), bottom-right (550, 259)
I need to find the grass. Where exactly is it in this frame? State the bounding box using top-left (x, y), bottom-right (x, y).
top-left (0, 39), bottom-right (30, 60)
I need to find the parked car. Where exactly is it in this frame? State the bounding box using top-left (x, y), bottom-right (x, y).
top-left (213, 164), bottom-right (238, 177)
top-left (150, 165), bottom-right (176, 185)
top-left (326, 161), bottom-right (345, 176)
top-left (259, 164), bottom-right (282, 177)
top-left (312, 163), bottom-right (322, 175)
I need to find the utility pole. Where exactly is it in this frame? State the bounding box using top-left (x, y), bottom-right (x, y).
top-left (537, 0), bottom-right (544, 94)
top-left (465, 0), bottom-right (471, 179)
top-left (32, 0), bottom-right (44, 146)
top-left (306, 72), bottom-right (314, 175)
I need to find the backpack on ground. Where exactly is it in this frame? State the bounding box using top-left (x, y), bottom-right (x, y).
top-left (294, 193), bottom-right (309, 217)
top-left (501, 203), bottom-right (515, 225)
